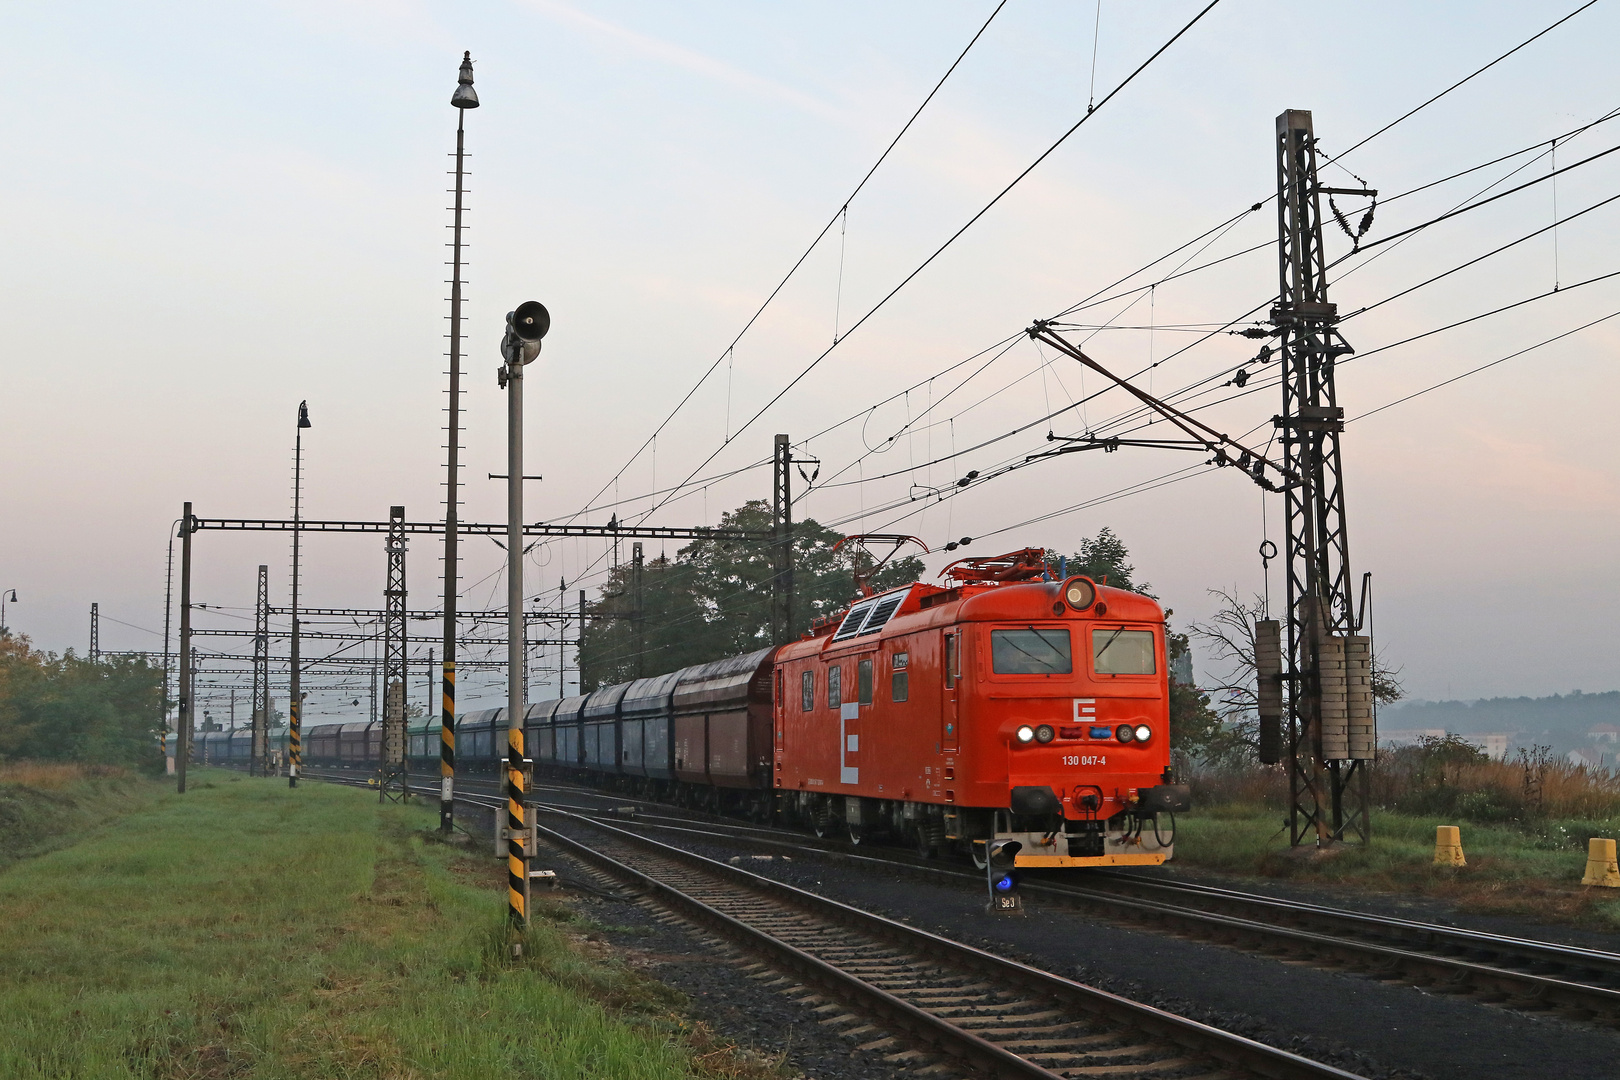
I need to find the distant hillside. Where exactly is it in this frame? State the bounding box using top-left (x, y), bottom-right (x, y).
top-left (1381, 691), bottom-right (1620, 744)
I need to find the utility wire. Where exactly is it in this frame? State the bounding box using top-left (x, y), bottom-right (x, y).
top-left (564, 0), bottom-right (1011, 527)
top-left (640, 0), bottom-right (1227, 529)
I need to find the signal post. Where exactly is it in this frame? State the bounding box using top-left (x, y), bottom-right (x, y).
top-left (500, 300), bottom-right (550, 942)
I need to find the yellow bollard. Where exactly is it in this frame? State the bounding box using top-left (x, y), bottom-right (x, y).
top-left (1433, 825), bottom-right (1466, 867)
top-left (1581, 838), bottom-right (1620, 887)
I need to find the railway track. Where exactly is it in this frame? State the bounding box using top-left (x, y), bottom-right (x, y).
top-left (294, 766), bottom-right (1620, 1029)
top-left (521, 779), bottom-right (1620, 1028)
top-left (292, 766), bottom-right (1357, 1076)
top-left (531, 805), bottom-right (1360, 1080)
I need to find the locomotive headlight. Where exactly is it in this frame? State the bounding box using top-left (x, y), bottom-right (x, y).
top-left (1016, 725), bottom-right (1036, 744)
top-left (1115, 724), bottom-right (1136, 743)
top-left (1134, 724), bottom-right (1152, 743)
top-left (1063, 578), bottom-right (1096, 610)
top-left (1035, 724), bottom-right (1055, 744)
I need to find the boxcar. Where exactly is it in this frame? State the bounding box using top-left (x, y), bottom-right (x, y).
top-left (621, 670), bottom-right (682, 784)
top-left (581, 683), bottom-right (629, 775)
top-left (672, 647), bottom-right (774, 797)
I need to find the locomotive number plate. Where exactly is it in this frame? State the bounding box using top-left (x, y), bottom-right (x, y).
top-left (1063, 755), bottom-right (1106, 766)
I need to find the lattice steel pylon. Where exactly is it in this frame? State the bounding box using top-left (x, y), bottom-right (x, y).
top-left (1273, 110), bottom-right (1377, 846)
top-left (251, 564), bottom-right (269, 776)
top-left (771, 433), bottom-right (794, 645)
top-left (380, 505), bottom-right (410, 802)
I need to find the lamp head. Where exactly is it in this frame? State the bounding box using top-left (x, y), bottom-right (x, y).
top-left (297, 401), bottom-right (311, 429)
top-left (451, 51), bottom-right (479, 109)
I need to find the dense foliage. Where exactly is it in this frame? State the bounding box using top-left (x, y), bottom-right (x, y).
top-left (579, 500), bottom-right (924, 689)
top-left (0, 633), bottom-right (164, 765)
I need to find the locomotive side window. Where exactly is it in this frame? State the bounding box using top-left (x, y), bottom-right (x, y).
top-left (891, 652), bottom-right (909, 702)
top-left (858, 658), bottom-right (874, 705)
top-left (801, 670), bottom-right (814, 712)
top-left (991, 628), bottom-right (1072, 674)
top-left (945, 633), bottom-right (958, 688)
top-left (828, 665), bottom-right (842, 709)
top-left (1093, 628), bottom-right (1157, 674)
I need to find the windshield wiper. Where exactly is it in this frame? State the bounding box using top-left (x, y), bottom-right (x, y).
top-left (1094, 627), bottom-right (1126, 662)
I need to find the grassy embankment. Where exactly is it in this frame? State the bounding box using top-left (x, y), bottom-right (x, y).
top-left (1175, 756), bottom-right (1620, 928)
top-left (0, 767), bottom-right (769, 1079)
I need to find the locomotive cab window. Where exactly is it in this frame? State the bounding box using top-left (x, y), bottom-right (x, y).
top-left (858, 658), bottom-right (874, 705)
top-left (891, 652), bottom-right (909, 702)
top-left (991, 628), bottom-right (1072, 674)
top-left (801, 670), bottom-right (814, 712)
top-left (827, 665), bottom-right (842, 709)
top-left (1092, 628), bottom-right (1157, 675)
top-left (944, 633), bottom-right (958, 688)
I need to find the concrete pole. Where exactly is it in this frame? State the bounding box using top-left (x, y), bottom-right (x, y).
top-left (505, 352), bottom-right (529, 929)
top-left (177, 505), bottom-right (193, 793)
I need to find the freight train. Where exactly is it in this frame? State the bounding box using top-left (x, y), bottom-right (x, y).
top-left (195, 549), bottom-right (1190, 869)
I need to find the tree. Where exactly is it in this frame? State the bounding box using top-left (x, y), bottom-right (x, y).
top-left (0, 633), bottom-right (165, 765)
top-left (1189, 587), bottom-right (1404, 767)
top-left (1052, 527), bottom-right (1153, 597)
top-left (579, 500), bottom-right (924, 689)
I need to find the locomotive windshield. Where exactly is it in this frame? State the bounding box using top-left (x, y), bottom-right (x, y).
top-left (1093, 628), bottom-right (1156, 674)
top-left (991, 628), bottom-right (1072, 674)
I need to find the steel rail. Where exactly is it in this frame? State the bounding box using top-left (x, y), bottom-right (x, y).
top-left (292, 765), bottom-right (1620, 1025)
top-left (533, 807), bottom-right (1363, 1080)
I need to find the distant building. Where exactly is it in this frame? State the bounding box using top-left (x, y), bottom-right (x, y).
top-left (1569, 746), bottom-right (1606, 769)
top-left (1170, 649), bottom-right (1193, 686)
top-left (1589, 724), bottom-right (1620, 744)
top-left (1478, 733), bottom-right (1512, 760)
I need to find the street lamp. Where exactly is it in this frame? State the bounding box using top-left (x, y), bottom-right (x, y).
top-left (441, 50), bottom-right (479, 835)
top-left (0, 589), bottom-right (15, 635)
top-left (290, 401), bottom-right (311, 788)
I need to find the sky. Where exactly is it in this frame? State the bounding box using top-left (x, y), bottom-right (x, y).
top-left (2, 0), bottom-right (1617, 719)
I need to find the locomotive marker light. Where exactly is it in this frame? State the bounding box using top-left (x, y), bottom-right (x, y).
top-left (985, 839), bottom-right (1023, 914)
top-left (500, 300), bottom-right (549, 940)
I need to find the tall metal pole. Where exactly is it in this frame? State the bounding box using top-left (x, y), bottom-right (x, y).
top-left (442, 52), bottom-right (479, 833)
top-left (577, 589), bottom-right (585, 694)
top-left (163, 525), bottom-right (176, 729)
top-left (498, 299), bottom-right (547, 934)
top-left (89, 603), bottom-right (99, 662)
top-left (177, 505), bottom-right (193, 793)
top-left (505, 331), bottom-right (529, 931)
top-left (290, 401), bottom-right (311, 788)
top-left (382, 506), bottom-right (409, 801)
top-left (772, 434), bottom-right (794, 644)
top-left (631, 542), bottom-right (645, 679)
top-left (1274, 109), bottom-right (1374, 845)
top-left (251, 564), bottom-right (269, 776)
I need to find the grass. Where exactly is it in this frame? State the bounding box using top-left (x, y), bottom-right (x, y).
top-left (0, 768), bottom-right (774, 1079)
top-left (0, 763), bottom-right (163, 872)
top-left (1175, 794), bottom-right (1620, 929)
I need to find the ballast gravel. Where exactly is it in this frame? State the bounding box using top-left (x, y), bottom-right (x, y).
top-left (545, 818), bottom-right (1620, 1080)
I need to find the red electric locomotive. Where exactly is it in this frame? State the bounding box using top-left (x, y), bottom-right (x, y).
top-left (774, 549), bottom-right (1190, 869)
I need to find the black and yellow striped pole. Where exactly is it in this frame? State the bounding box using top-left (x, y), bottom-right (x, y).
top-left (507, 725), bottom-right (529, 932)
top-left (440, 661), bottom-right (455, 832)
